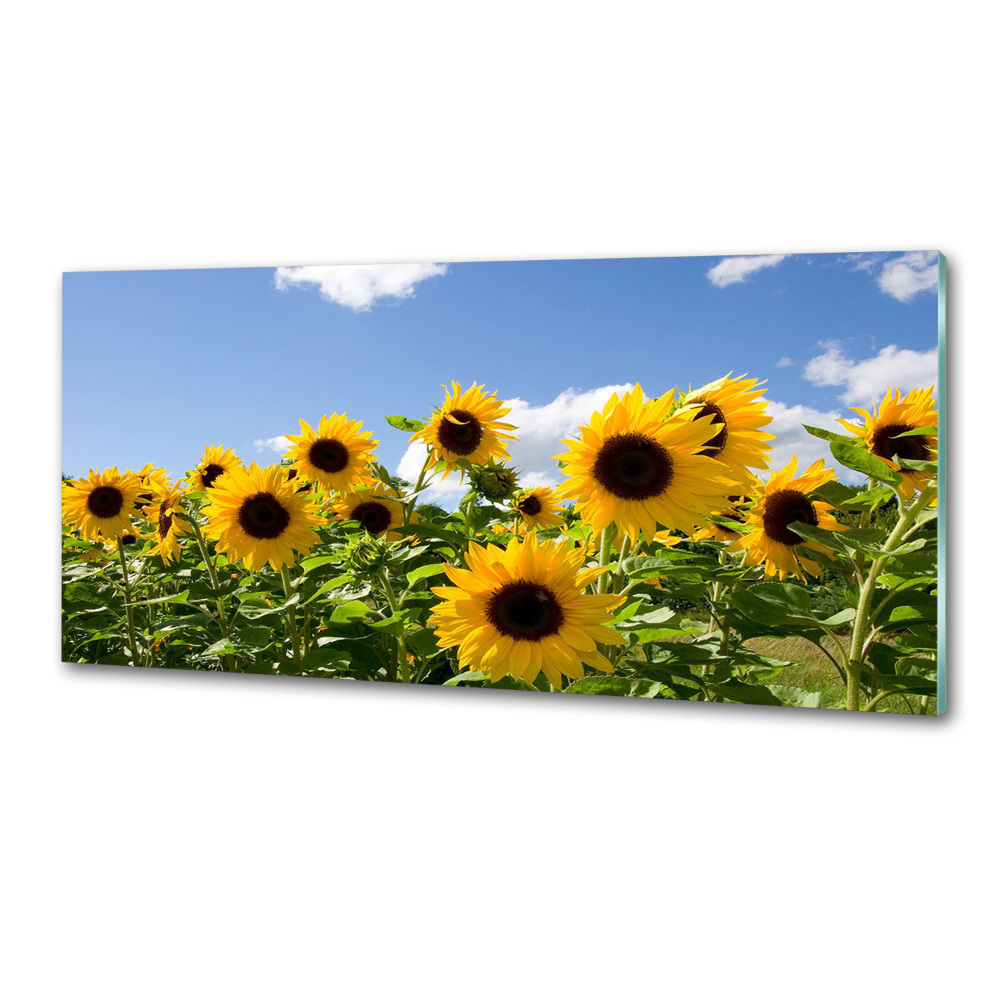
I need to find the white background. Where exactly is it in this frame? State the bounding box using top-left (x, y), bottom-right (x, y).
top-left (2, 3), bottom-right (994, 998)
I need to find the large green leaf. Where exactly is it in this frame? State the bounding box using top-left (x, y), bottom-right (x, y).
top-left (563, 676), bottom-right (663, 698)
top-left (385, 415), bottom-right (426, 433)
top-left (705, 681), bottom-right (784, 706)
top-left (406, 563), bottom-right (447, 588)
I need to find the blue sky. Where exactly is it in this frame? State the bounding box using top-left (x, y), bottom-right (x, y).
top-left (63, 252), bottom-right (940, 497)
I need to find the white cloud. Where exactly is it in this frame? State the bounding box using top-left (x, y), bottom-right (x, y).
top-left (765, 400), bottom-right (863, 484)
top-left (876, 251), bottom-right (939, 302)
top-left (253, 435), bottom-right (291, 453)
top-left (707, 254), bottom-right (788, 289)
top-left (395, 383), bottom-right (633, 507)
top-left (776, 356), bottom-right (794, 368)
top-left (803, 343), bottom-right (938, 406)
top-left (274, 263), bottom-right (448, 311)
top-left (842, 251), bottom-right (939, 302)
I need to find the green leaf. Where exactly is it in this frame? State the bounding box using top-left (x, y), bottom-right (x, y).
top-left (893, 425), bottom-right (937, 438)
top-left (328, 600), bottom-right (376, 623)
top-left (609, 599), bottom-right (646, 624)
top-left (443, 670), bottom-right (486, 685)
top-left (299, 554), bottom-right (345, 573)
top-left (233, 625), bottom-right (276, 650)
top-left (813, 480), bottom-right (862, 508)
top-left (837, 485), bottom-right (895, 510)
top-left (194, 638), bottom-right (240, 659)
top-left (126, 590), bottom-right (191, 607)
top-left (828, 438), bottom-right (902, 485)
top-left (399, 521), bottom-right (471, 548)
top-left (385, 415), bottom-right (426, 433)
top-left (766, 685), bottom-right (841, 709)
top-left (406, 563), bottom-right (446, 588)
top-left (563, 676), bottom-right (663, 698)
top-left (706, 681), bottom-right (784, 706)
top-left (895, 457), bottom-right (937, 473)
top-left (802, 425), bottom-right (855, 444)
top-left (237, 591), bottom-right (301, 619)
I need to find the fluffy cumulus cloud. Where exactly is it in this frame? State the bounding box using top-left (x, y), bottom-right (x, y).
top-left (844, 251), bottom-right (939, 302)
top-left (764, 400), bottom-right (862, 484)
top-left (253, 435), bottom-right (291, 453)
top-left (395, 384), bottom-right (634, 507)
top-left (274, 263), bottom-right (448, 311)
top-left (876, 251), bottom-right (939, 302)
top-left (803, 342), bottom-right (938, 407)
top-left (776, 356), bottom-right (794, 368)
top-left (706, 254), bottom-right (788, 289)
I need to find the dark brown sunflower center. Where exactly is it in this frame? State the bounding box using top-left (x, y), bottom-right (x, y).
top-left (201, 463), bottom-right (226, 489)
top-left (237, 492), bottom-right (291, 539)
top-left (762, 489), bottom-right (818, 546)
top-left (437, 409), bottom-right (483, 456)
top-left (158, 503), bottom-right (172, 539)
top-left (87, 485), bottom-right (124, 518)
top-left (690, 399), bottom-right (728, 457)
top-left (592, 433), bottom-right (673, 500)
top-left (121, 533), bottom-right (138, 545)
top-left (351, 500), bottom-right (393, 535)
top-left (518, 495), bottom-right (542, 516)
top-left (485, 581), bottom-right (564, 641)
top-left (308, 438), bottom-right (349, 474)
top-left (871, 423), bottom-right (932, 464)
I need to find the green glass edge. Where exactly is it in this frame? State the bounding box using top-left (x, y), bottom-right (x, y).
top-left (937, 251), bottom-right (947, 714)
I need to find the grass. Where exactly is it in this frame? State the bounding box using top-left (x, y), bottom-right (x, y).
top-left (743, 634), bottom-right (936, 714)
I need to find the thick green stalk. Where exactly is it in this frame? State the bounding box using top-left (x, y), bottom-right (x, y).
top-left (280, 565), bottom-right (302, 666)
top-left (190, 517), bottom-right (239, 671)
top-left (117, 544), bottom-right (142, 666)
top-left (845, 487), bottom-right (936, 710)
top-left (378, 568), bottom-right (410, 683)
top-left (596, 525), bottom-right (614, 594)
top-left (190, 519), bottom-right (229, 637)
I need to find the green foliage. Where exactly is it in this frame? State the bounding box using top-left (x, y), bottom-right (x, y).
top-left (61, 414), bottom-right (939, 714)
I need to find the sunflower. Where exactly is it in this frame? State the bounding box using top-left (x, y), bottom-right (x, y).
top-left (729, 458), bottom-right (843, 580)
top-left (187, 445), bottom-right (241, 493)
top-left (202, 463), bottom-right (326, 571)
top-left (555, 385), bottom-right (736, 543)
top-left (331, 484), bottom-right (406, 540)
top-left (283, 413), bottom-right (377, 492)
top-left (429, 532), bottom-right (626, 690)
top-left (691, 493), bottom-right (755, 543)
top-left (514, 487), bottom-right (564, 533)
top-left (142, 487), bottom-right (190, 565)
top-left (676, 374), bottom-right (773, 484)
top-left (411, 382), bottom-right (517, 475)
top-left (838, 386), bottom-right (938, 498)
top-left (62, 467), bottom-right (144, 541)
top-left (128, 463), bottom-right (171, 517)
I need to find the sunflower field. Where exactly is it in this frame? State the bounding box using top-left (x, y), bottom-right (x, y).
top-left (61, 376), bottom-right (941, 712)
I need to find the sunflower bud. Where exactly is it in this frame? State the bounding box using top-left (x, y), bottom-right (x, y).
top-left (469, 462), bottom-right (518, 502)
top-left (348, 533), bottom-right (389, 574)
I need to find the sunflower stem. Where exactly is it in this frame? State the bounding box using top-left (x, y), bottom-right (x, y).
top-left (845, 486), bottom-right (936, 710)
top-left (117, 544), bottom-right (142, 666)
top-left (596, 525), bottom-right (614, 594)
top-left (280, 565), bottom-right (302, 666)
top-left (190, 516), bottom-right (238, 671)
top-left (377, 568), bottom-right (410, 682)
top-left (613, 534), bottom-right (632, 591)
